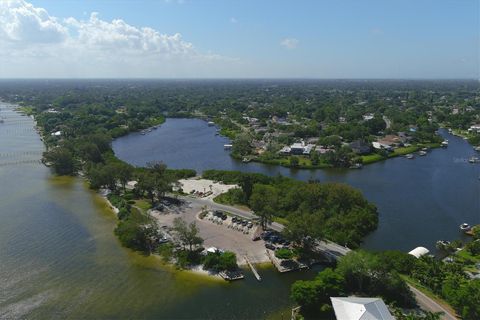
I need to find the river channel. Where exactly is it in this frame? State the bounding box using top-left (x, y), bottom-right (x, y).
top-left (0, 104), bottom-right (318, 319)
top-left (113, 118), bottom-right (480, 252)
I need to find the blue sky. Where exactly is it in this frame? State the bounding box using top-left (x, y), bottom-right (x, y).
top-left (0, 0), bottom-right (478, 78)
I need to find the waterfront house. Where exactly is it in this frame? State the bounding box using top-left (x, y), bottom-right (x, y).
top-left (290, 142), bottom-right (305, 154)
top-left (315, 146), bottom-right (334, 154)
top-left (280, 142), bottom-right (316, 155)
top-left (373, 135), bottom-right (404, 151)
top-left (468, 124), bottom-right (480, 133)
top-left (349, 140), bottom-right (372, 155)
top-left (330, 297), bottom-right (393, 320)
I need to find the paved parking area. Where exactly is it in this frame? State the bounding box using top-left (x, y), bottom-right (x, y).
top-left (151, 199), bottom-right (269, 264)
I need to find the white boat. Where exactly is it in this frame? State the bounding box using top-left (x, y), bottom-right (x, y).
top-left (418, 151), bottom-right (427, 156)
top-left (224, 144), bottom-right (233, 150)
top-left (441, 141), bottom-right (449, 148)
top-left (474, 146), bottom-right (480, 152)
top-left (207, 121), bottom-right (215, 126)
top-left (460, 223), bottom-right (471, 232)
top-left (469, 156), bottom-right (480, 164)
top-left (406, 154), bottom-right (414, 159)
top-left (436, 240), bottom-right (451, 250)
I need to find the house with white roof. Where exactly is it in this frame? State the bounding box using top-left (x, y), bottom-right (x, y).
top-left (330, 297), bottom-right (393, 320)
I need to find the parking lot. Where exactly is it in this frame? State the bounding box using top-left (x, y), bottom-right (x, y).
top-left (150, 199), bottom-right (271, 264)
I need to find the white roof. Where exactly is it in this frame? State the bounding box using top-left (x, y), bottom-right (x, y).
top-left (408, 246), bottom-right (429, 258)
top-left (330, 297), bottom-right (393, 320)
top-left (291, 142), bottom-right (304, 149)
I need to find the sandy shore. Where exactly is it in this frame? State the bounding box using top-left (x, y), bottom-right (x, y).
top-left (177, 178), bottom-right (238, 200)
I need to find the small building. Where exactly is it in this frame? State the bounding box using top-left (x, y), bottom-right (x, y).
top-left (290, 142), bottom-right (306, 155)
top-left (51, 130), bottom-right (62, 137)
top-left (372, 142), bottom-right (393, 151)
top-left (350, 140), bottom-right (372, 155)
top-left (373, 135), bottom-right (404, 151)
top-left (363, 113), bottom-right (375, 121)
top-left (330, 297), bottom-right (394, 320)
top-left (315, 146), bottom-right (334, 154)
top-left (408, 246), bottom-right (429, 258)
top-left (468, 124), bottom-right (480, 133)
top-left (279, 146), bottom-right (291, 155)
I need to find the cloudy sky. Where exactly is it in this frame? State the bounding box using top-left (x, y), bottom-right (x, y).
top-left (0, 0), bottom-right (478, 78)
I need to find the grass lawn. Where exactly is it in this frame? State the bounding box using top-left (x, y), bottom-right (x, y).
top-left (361, 153), bottom-right (385, 164)
top-left (256, 155), bottom-right (331, 169)
top-left (390, 145), bottom-right (420, 157)
top-left (454, 248), bottom-right (480, 271)
top-left (134, 199), bottom-right (152, 213)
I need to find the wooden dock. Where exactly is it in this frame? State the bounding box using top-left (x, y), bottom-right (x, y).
top-left (266, 249), bottom-right (308, 273)
top-left (219, 270), bottom-right (244, 281)
top-left (244, 255), bottom-right (261, 281)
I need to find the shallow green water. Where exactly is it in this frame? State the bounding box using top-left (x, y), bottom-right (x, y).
top-left (0, 104), bottom-right (318, 319)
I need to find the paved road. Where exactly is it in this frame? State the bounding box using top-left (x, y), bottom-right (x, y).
top-left (383, 115), bottom-right (392, 129)
top-left (407, 284), bottom-right (458, 320)
top-left (176, 195), bottom-right (351, 259)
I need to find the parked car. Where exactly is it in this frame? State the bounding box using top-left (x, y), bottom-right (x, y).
top-left (265, 243), bottom-right (276, 250)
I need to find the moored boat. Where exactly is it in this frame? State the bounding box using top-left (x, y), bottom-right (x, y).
top-left (460, 223), bottom-right (471, 232)
top-left (436, 240), bottom-right (451, 250)
top-left (469, 156), bottom-right (480, 164)
top-left (418, 151), bottom-right (427, 156)
top-left (406, 154), bottom-right (414, 159)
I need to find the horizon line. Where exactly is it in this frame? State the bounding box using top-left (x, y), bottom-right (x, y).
top-left (0, 77), bottom-right (478, 81)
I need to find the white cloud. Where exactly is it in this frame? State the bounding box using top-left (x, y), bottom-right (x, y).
top-left (65, 12), bottom-right (195, 57)
top-left (280, 37), bottom-right (298, 49)
top-left (230, 17), bottom-right (238, 24)
top-left (0, 0), bottom-right (67, 44)
top-left (0, 0), bottom-right (236, 77)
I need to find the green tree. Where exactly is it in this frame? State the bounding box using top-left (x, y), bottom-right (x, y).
top-left (249, 184), bottom-right (279, 229)
top-left (115, 162), bottom-right (134, 191)
top-left (232, 133), bottom-right (252, 157)
top-left (291, 268), bottom-right (345, 312)
top-left (290, 156), bottom-right (300, 167)
top-left (172, 218), bottom-right (204, 251)
top-left (283, 212), bottom-right (324, 256)
top-left (43, 147), bottom-right (77, 175)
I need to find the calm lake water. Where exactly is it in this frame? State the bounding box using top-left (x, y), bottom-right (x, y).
top-left (0, 104), bottom-right (319, 319)
top-left (113, 118), bottom-right (480, 252)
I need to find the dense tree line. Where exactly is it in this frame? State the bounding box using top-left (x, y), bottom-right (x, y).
top-left (203, 170), bottom-right (378, 249)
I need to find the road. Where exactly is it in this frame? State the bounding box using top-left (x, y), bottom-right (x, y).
top-left (407, 284), bottom-right (458, 320)
top-left (383, 115), bottom-right (391, 129)
top-left (178, 195), bottom-right (285, 231)
top-left (176, 195), bottom-right (351, 259)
